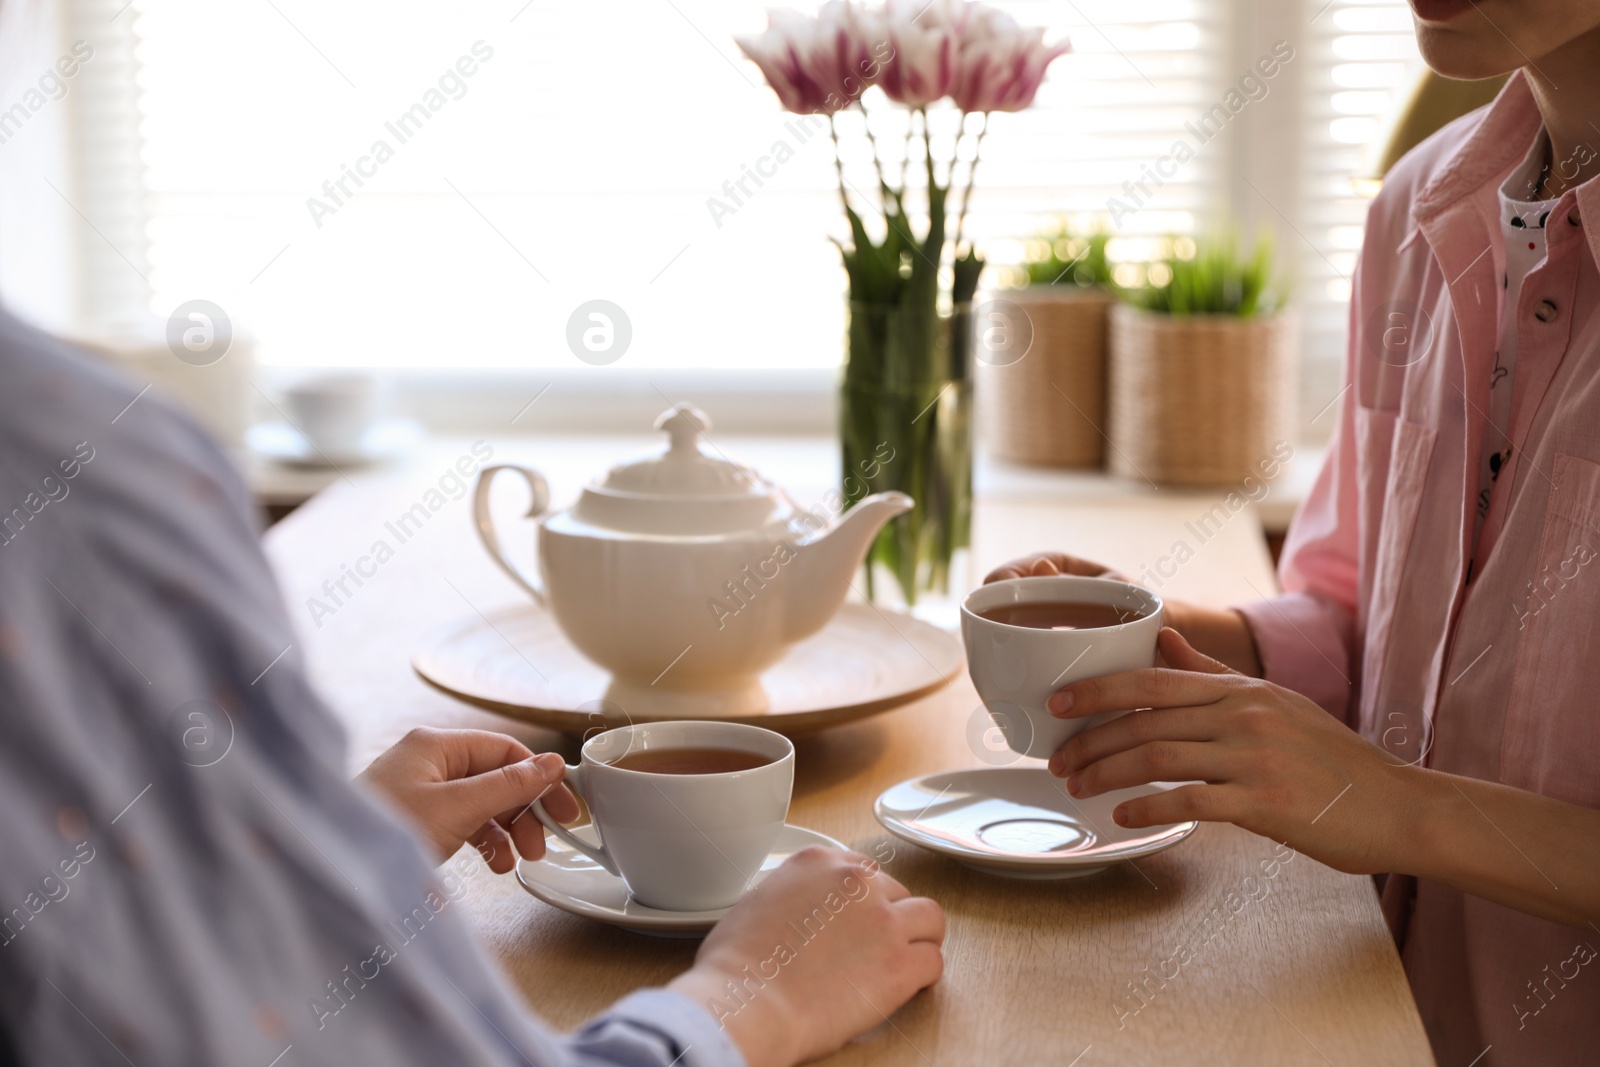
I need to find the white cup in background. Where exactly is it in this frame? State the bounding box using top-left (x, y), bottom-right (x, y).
top-left (533, 721), bottom-right (794, 912)
top-left (284, 374), bottom-right (377, 460)
top-left (962, 576), bottom-right (1165, 761)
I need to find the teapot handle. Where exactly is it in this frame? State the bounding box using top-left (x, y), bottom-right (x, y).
top-left (472, 464), bottom-right (550, 606)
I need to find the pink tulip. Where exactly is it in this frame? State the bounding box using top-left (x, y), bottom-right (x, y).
top-left (951, 7), bottom-right (1070, 112)
top-left (877, 0), bottom-right (967, 108)
top-left (736, 3), bottom-right (887, 116)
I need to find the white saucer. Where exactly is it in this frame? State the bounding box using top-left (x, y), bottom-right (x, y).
top-left (516, 822), bottom-right (848, 936)
top-left (245, 418), bottom-right (424, 468)
top-left (873, 768), bottom-right (1197, 880)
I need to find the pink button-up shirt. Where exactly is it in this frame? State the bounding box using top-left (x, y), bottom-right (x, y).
top-left (1234, 72), bottom-right (1600, 1065)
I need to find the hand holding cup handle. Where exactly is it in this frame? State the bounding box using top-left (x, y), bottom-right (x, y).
top-left (531, 764), bottom-right (622, 877)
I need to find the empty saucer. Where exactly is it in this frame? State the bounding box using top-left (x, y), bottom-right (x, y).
top-left (515, 822), bottom-right (848, 936)
top-left (873, 768), bottom-right (1196, 880)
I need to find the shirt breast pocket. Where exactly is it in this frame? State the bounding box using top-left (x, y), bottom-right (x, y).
top-left (1502, 452), bottom-right (1600, 806)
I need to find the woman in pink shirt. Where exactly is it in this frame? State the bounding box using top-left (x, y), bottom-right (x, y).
top-left (995, 2), bottom-right (1600, 1062)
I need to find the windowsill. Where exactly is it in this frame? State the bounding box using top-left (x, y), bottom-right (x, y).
top-left (251, 366), bottom-right (839, 437)
top-left (241, 430), bottom-right (1325, 537)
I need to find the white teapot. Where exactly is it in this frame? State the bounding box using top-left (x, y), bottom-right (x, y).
top-left (472, 405), bottom-right (911, 716)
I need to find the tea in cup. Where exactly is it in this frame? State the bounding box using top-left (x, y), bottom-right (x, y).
top-left (532, 721), bottom-right (794, 911)
top-left (961, 576), bottom-right (1164, 761)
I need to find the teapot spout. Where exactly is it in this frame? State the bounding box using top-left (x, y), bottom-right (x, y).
top-left (784, 491), bottom-right (913, 640)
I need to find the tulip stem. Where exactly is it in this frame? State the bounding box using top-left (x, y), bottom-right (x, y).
top-left (859, 104), bottom-right (897, 214)
top-left (921, 108), bottom-right (937, 257)
top-left (952, 114), bottom-right (988, 255)
top-left (828, 113), bottom-right (853, 219)
top-left (901, 115), bottom-right (915, 198)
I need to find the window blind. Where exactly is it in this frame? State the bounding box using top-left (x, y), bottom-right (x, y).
top-left (0, 0), bottom-right (149, 334)
top-left (58, 0), bottom-right (1429, 402)
top-left (120, 0), bottom-right (1227, 370)
top-left (1297, 0), bottom-right (1425, 414)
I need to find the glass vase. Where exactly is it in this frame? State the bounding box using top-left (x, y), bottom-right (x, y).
top-left (840, 300), bottom-right (973, 625)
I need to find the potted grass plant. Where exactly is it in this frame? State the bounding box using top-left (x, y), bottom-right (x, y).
top-left (1108, 233), bottom-right (1296, 486)
top-left (979, 221), bottom-right (1116, 468)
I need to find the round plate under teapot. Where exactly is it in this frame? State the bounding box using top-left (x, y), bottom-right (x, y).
top-left (413, 601), bottom-right (962, 736)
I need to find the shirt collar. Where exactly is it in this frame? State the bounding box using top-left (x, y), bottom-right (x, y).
top-left (1412, 70), bottom-right (1545, 222)
top-left (1499, 130), bottom-right (1547, 203)
top-left (1411, 69), bottom-right (1599, 269)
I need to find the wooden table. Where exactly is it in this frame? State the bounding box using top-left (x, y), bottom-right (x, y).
top-left (263, 435), bottom-right (1433, 1067)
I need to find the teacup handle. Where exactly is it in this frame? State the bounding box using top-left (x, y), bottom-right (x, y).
top-left (531, 764), bottom-right (620, 876)
top-left (473, 464), bottom-right (550, 606)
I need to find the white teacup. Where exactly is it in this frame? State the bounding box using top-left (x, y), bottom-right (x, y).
top-left (533, 721), bottom-right (794, 911)
top-left (962, 576), bottom-right (1165, 761)
top-left (284, 373), bottom-right (377, 459)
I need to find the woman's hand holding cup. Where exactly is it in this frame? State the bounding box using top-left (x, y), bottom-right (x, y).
top-left (986, 550), bottom-right (1264, 678)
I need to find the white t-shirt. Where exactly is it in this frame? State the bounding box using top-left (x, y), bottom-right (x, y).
top-left (1470, 132), bottom-right (1556, 576)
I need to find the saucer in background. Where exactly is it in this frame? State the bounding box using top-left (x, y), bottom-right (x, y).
top-left (246, 418), bottom-right (425, 469)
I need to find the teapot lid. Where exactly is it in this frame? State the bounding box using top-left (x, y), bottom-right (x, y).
top-left (569, 405), bottom-right (793, 535)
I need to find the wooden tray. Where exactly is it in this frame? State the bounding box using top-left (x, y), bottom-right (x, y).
top-left (413, 602), bottom-right (964, 737)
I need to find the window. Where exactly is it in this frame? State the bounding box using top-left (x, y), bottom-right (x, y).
top-left (119, 0), bottom-right (1227, 372)
top-left (1298, 0), bottom-right (1424, 417)
top-left (9, 0), bottom-right (1425, 432)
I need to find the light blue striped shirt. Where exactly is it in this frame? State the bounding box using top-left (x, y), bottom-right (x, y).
top-left (0, 307), bottom-right (741, 1067)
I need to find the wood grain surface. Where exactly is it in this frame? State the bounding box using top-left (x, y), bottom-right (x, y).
top-left (262, 435), bottom-right (1433, 1067)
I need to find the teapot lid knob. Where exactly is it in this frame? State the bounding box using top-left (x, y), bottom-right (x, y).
top-left (584, 402), bottom-right (777, 522)
top-left (655, 404), bottom-right (711, 455)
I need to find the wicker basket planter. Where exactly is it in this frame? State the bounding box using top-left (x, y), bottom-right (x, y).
top-left (1107, 304), bottom-right (1296, 487)
top-left (977, 287), bottom-right (1114, 468)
